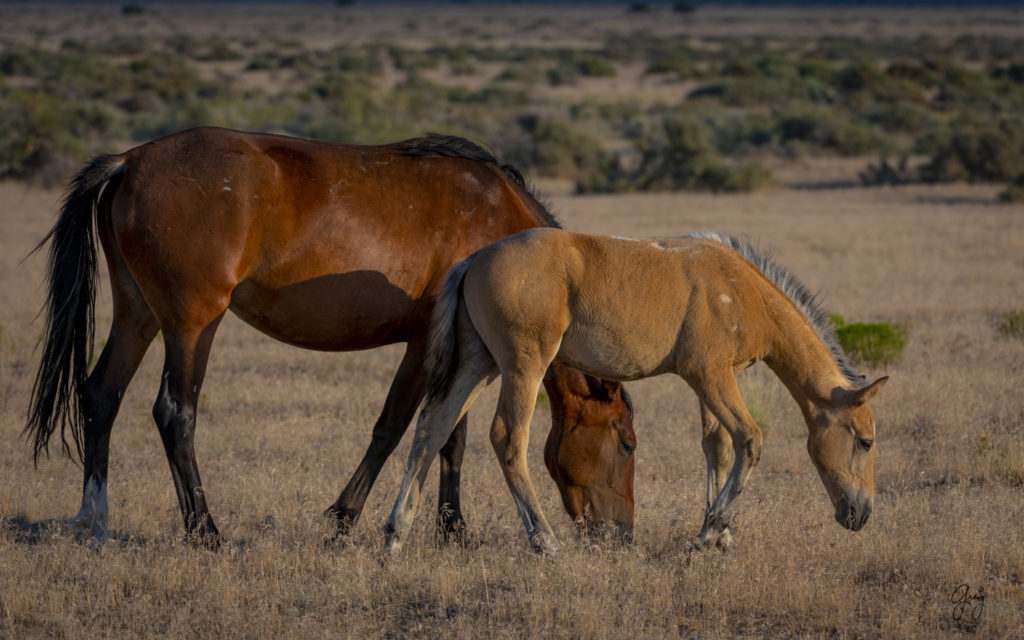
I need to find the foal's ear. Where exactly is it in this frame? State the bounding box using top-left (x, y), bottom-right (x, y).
top-left (849, 376), bottom-right (889, 406)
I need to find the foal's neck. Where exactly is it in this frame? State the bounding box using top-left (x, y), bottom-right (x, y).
top-left (761, 300), bottom-right (850, 422)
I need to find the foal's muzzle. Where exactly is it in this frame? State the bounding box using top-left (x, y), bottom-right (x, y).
top-left (835, 495), bottom-right (872, 531)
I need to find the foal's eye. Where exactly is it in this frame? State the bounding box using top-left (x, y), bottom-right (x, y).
top-left (856, 437), bottom-right (873, 452)
top-left (620, 441), bottom-right (636, 455)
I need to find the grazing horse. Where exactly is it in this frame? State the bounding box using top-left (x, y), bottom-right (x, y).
top-left (385, 228), bottom-right (887, 555)
top-left (24, 127), bottom-right (635, 545)
top-left (543, 361), bottom-right (635, 540)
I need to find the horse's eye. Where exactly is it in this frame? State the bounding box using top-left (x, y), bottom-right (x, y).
top-left (620, 441), bottom-right (636, 455)
top-left (856, 437), bottom-right (873, 452)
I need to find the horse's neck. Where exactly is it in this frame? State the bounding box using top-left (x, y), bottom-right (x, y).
top-left (761, 299), bottom-right (849, 420)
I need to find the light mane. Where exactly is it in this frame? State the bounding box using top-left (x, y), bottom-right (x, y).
top-left (687, 231), bottom-right (865, 386)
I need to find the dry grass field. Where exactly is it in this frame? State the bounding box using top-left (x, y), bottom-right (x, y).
top-left (2, 3), bottom-right (1024, 639)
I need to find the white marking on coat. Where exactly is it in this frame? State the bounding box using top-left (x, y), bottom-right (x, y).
top-left (72, 477), bottom-right (110, 540)
top-left (222, 186), bottom-right (231, 191)
top-left (720, 294), bottom-right (733, 304)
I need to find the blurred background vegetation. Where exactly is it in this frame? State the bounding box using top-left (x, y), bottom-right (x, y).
top-left (3, 4), bottom-right (1024, 197)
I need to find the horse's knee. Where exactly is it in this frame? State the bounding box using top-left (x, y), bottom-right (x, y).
top-left (153, 389), bottom-right (194, 445)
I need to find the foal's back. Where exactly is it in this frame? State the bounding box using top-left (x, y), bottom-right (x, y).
top-left (462, 229), bottom-right (774, 382)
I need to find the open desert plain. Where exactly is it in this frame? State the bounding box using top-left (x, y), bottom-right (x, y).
top-left (1, 3), bottom-right (1023, 638)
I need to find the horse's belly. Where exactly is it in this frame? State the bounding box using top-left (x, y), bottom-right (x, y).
top-left (229, 276), bottom-right (415, 351)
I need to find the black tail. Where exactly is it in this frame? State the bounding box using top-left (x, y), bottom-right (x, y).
top-left (25, 154), bottom-right (125, 464)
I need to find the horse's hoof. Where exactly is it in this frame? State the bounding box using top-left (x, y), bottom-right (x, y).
top-left (68, 515), bottom-right (110, 543)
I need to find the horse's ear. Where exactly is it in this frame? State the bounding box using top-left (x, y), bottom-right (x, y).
top-left (583, 375), bottom-right (619, 403)
top-left (849, 376), bottom-right (888, 406)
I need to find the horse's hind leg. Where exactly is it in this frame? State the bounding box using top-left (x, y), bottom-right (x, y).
top-left (72, 306), bottom-right (158, 539)
top-left (152, 316), bottom-right (225, 546)
top-left (696, 401), bottom-right (733, 549)
top-left (327, 339), bottom-right (470, 538)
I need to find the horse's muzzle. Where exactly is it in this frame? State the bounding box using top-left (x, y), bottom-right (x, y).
top-left (835, 495), bottom-right (872, 531)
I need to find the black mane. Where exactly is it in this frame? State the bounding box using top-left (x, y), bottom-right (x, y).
top-left (400, 134), bottom-right (559, 228)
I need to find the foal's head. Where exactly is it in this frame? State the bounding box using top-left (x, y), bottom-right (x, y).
top-left (543, 361), bottom-right (636, 540)
top-left (807, 376), bottom-right (888, 532)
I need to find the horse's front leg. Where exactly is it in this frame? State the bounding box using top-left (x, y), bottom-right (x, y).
top-left (437, 414), bottom-right (469, 540)
top-left (691, 372), bottom-right (763, 548)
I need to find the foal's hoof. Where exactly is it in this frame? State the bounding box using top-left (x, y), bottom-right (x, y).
top-left (529, 531), bottom-right (561, 556)
top-left (383, 521), bottom-right (403, 556)
top-left (689, 526), bottom-right (733, 552)
top-left (715, 527), bottom-right (733, 550)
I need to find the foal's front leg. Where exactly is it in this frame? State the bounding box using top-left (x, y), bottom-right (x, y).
top-left (692, 372), bottom-right (763, 547)
top-left (490, 371), bottom-right (560, 555)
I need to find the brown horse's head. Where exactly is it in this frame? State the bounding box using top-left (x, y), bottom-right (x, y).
top-left (543, 361), bottom-right (635, 541)
top-left (807, 376), bottom-right (888, 532)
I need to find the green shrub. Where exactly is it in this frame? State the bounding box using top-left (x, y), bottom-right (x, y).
top-left (831, 315), bottom-right (908, 367)
top-left (859, 156), bottom-right (916, 186)
top-left (547, 52), bottom-right (616, 86)
top-left (528, 118), bottom-right (605, 179)
top-left (495, 64), bottom-right (540, 83)
top-left (647, 51), bottom-right (696, 78)
top-left (576, 113), bottom-right (776, 194)
top-left (0, 91), bottom-right (89, 182)
top-left (994, 309), bottom-right (1024, 340)
top-left (921, 120), bottom-right (1024, 183)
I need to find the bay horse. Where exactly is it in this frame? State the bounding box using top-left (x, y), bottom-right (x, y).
top-left (384, 228), bottom-right (887, 555)
top-left (24, 127), bottom-right (635, 545)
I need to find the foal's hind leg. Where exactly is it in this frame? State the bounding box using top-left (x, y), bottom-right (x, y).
top-left (72, 307), bottom-right (158, 540)
top-left (384, 337), bottom-right (496, 555)
top-left (697, 401), bottom-right (734, 549)
top-left (326, 340), bottom-right (470, 538)
top-left (152, 316), bottom-right (225, 546)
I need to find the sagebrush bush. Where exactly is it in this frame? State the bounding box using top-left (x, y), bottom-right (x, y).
top-left (3, 23), bottom-right (1024, 190)
top-left (920, 119), bottom-right (1024, 183)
